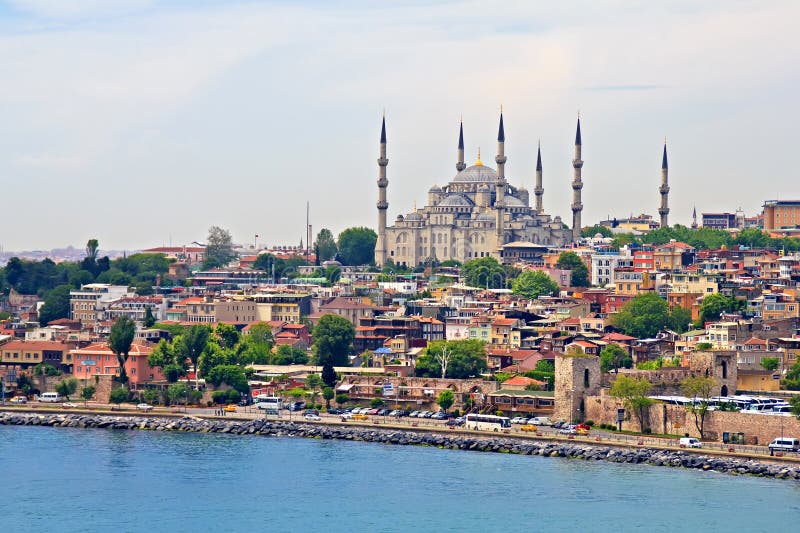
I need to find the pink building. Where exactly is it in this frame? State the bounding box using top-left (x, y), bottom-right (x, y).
top-left (71, 341), bottom-right (164, 386)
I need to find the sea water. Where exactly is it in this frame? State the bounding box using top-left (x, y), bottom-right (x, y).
top-left (1, 425), bottom-right (798, 532)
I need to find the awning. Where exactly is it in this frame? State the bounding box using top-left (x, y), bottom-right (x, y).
top-left (423, 389), bottom-right (434, 395)
top-left (337, 384), bottom-right (355, 392)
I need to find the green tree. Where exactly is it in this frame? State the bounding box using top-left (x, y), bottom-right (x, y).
top-left (681, 375), bottom-right (717, 439)
top-left (335, 393), bottom-right (349, 406)
top-left (313, 314), bottom-right (355, 367)
top-left (321, 363), bottom-right (337, 388)
top-left (38, 284), bottom-right (73, 325)
top-left (215, 323), bottom-right (240, 350)
top-left (611, 293), bottom-right (670, 339)
top-left (246, 322), bottom-right (274, 347)
top-left (600, 344), bottom-right (632, 373)
top-left (182, 325), bottom-right (210, 390)
top-left (436, 389), bottom-right (455, 412)
top-left (337, 227), bottom-right (378, 266)
top-left (204, 226), bottom-right (237, 269)
top-left (314, 228), bottom-right (338, 263)
top-left (667, 306), bottom-right (692, 334)
top-left (81, 385), bottom-right (96, 406)
top-left (697, 293), bottom-right (738, 324)
top-left (207, 365), bottom-right (249, 394)
top-left (55, 378), bottom-right (78, 400)
top-left (109, 386), bottom-right (129, 408)
top-left (789, 395), bottom-right (800, 418)
top-left (462, 257), bottom-right (506, 289)
top-left (167, 382), bottom-right (189, 408)
top-left (414, 340), bottom-right (487, 379)
top-left (322, 386), bottom-right (335, 409)
top-left (109, 316), bottom-right (136, 385)
top-left (556, 251), bottom-right (589, 287)
top-left (581, 225), bottom-right (613, 238)
top-left (253, 253), bottom-right (286, 279)
top-left (760, 357), bottom-right (780, 372)
top-left (511, 270), bottom-right (558, 299)
top-left (610, 375), bottom-right (653, 431)
top-left (142, 388), bottom-right (159, 405)
top-left (143, 307), bottom-right (156, 328)
top-left (534, 360), bottom-right (555, 373)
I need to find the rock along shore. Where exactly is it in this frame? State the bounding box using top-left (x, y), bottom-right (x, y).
top-left (3, 411), bottom-right (799, 481)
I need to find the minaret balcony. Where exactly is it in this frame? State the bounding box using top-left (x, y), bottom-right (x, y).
top-left (377, 157), bottom-right (388, 167)
top-left (495, 155), bottom-right (507, 165)
top-left (659, 185), bottom-right (670, 194)
top-left (571, 203), bottom-right (583, 212)
top-left (377, 201), bottom-right (388, 210)
top-left (572, 159), bottom-right (583, 168)
top-left (571, 181), bottom-right (583, 190)
top-left (377, 178), bottom-right (388, 187)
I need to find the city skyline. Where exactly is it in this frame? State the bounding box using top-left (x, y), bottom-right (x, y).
top-left (1, 0), bottom-right (798, 250)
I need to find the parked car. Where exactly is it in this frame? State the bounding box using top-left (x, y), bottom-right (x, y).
top-left (352, 413), bottom-right (369, 421)
top-left (136, 403), bottom-right (154, 412)
top-left (559, 425), bottom-right (577, 435)
top-left (421, 411), bottom-right (434, 418)
top-left (9, 396), bottom-right (27, 404)
top-left (62, 402), bottom-right (78, 408)
top-left (520, 424), bottom-right (538, 432)
top-left (446, 417), bottom-right (465, 427)
top-left (367, 408), bottom-right (380, 415)
top-left (511, 416), bottom-right (528, 424)
top-left (304, 413), bottom-right (321, 421)
top-left (528, 417), bottom-right (552, 426)
top-left (552, 421), bottom-right (566, 429)
top-left (431, 412), bottom-right (448, 420)
top-left (377, 409), bottom-right (389, 416)
top-left (223, 404), bottom-right (237, 413)
top-left (340, 413), bottom-right (353, 420)
top-left (409, 411), bottom-right (420, 418)
top-left (327, 408), bottom-right (344, 415)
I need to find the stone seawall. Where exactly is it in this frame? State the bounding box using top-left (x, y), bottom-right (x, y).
top-left (2, 411), bottom-right (799, 481)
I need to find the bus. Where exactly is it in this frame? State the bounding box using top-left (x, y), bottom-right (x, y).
top-left (464, 414), bottom-right (511, 432)
top-left (255, 396), bottom-right (283, 414)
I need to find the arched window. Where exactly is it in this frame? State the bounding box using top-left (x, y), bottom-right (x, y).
top-left (721, 360), bottom-right (728, 379)
top-left (583, 368), bottom-right (590, 388)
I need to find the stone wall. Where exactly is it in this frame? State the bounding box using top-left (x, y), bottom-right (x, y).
top-left (554, 353), bottom-right (600, 422)
top-left (585, 391), bottom-right (800, 444)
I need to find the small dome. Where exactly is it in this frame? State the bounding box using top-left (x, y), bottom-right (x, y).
top-left (504, 196), bottom-right (525, 207)
top-left (478, 183), bottom-right (491, 192)
top-left (453, 165), bottom-right (498, 183)
top-left (405, 212), bottom-right (424, 221)
top-left (476, 212), bottom-right (495, 221)
top-left (396, 214), bottom-right (405, 221)
top-left (429, 184), bottom-right (442, 192)
top-left (437, 194), bottom-right (473, 207)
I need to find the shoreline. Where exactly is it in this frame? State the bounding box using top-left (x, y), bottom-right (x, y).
top-left (2, 410), bottom-right (799, 482)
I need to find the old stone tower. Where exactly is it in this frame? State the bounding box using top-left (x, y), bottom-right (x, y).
top-left (554, 352), bottom-right (601, 423)
top-left (689, 351), bottom-right (738, 397)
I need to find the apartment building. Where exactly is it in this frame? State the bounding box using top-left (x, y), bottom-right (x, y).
top-left (69, 284), bottom-right (133, 326)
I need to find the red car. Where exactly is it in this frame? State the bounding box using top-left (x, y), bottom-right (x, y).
top-left (575, 423), bottom-right (591, 431)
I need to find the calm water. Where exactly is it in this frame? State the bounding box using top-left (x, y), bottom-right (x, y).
top-left (1, 426), bottom-right (798, 532)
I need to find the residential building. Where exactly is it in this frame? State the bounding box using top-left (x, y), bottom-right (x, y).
top-left (71, 341), bottom-right (163, 386)
top-left (763, 200), bottom-right (800, 231)
top-left (69, 284), bottom-right (132, 326)
top-left (0, 340), bottom-right (74, 372)
top-left (591, 251), bottom-right (633, 287)
top-left (106, 296), bottom-right (168, 323)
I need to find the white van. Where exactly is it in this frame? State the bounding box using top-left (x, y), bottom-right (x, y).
top-left (38, 392), bottom-right (63, 403)
top-left (528, 417), bottom-right (552, 426)
top-left (768, 437), bottom-right (800, 452)
top-left (680, 437), bottom-right (702, 448)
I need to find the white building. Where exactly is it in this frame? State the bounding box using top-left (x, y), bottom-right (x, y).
top-left (591, 249), bottom-right (633, 287)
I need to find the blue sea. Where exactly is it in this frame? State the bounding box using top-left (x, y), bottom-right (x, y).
top-left (1, 425), bottom-right (798, 532)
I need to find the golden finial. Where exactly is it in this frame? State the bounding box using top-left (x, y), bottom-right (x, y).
top-left (475, 147), bottom-right (483, 166)
top-left (577, 109), bottom-right (581, 119)
top-left (664, 135), bottom-right (667, 145)
top-left (500, 104), bottom-right (503, 114)
top-left (413, 201), bottom-right (417, 213)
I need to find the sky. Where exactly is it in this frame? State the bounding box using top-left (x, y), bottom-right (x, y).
top-left (0, 0), bottom-right (798, 252)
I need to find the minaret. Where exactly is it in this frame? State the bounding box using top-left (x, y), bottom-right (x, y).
top-left (495, 110), bottom-right (507, 248)
top-left (534, 141), bottom-right (544, 214)
top-left (571, 116), bottom-right (583, 242)
top-left (659, 140), bottom-right (670, 228)
top-left (691, 206), bottom-right (698, 229)
top-left (456, 120), bottom-right (466, 172)
top-left (375, 116), bottom-right (389, 266)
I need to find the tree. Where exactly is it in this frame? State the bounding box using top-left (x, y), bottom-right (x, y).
top-left (253, 253), bottom-right (286, 279)
top-left (182, 325), bottom-right (210, 390)
top-left (335, 393), bottom-right (349, 406)
top-left (167, 382), bottom-right (189, 409)
top-left (789, 395), bottom-right (800, 418)
top-left (81, 385), bottom-right (96, 406)
top-left (697, 293), bottom-right (738, 324)
top-left (246, 322), bottom-right (274, 347)
top-left (313, 314), bottom-right (355, 367)
top-left (321, 363), bottom-right (337, 388)
top-left (462, 257), bottom-right (506, 289)
top-left (434, 346), bottom-right (452, 379)
top-left (143, 307), bottom-right (156, 328)
top-left (667, 306), bottom-right (692, 334)
top-left (322, 386), bottom-right (334, 409)
top-left (214, 323), bottom-right (240, 350)
top-left (39, 284), bottom-right (73, 325)
top-left (611, 293), bottom-right (670, 339)
top-left (535, 360), bottom-right (555, 373)
top-left (415, 340), bottom-right (487, 379)
top-left (556, 251), bottom-right (589, 287)
top-left (142, 388), bottom-right (159, 405)
top-left (437, 389), bottom-right (455, 412)
top-left (272, 345), bottom-right (308, 365)
top-left (761, 357), bottom-right (780, 372)
top-left (314, 228), bottom-right (338, 263)
top-left (337, 227), bottom-right (377, 265)
top-left (207, 365), bottom-right (249, 394)
top-left (609, 375), bottom-right (653, 431)
top-left (109, 316), bottom-right (136, 385)
top-left (109, 386), bottom-right (129, 408)
top-left (681, 375), bottom-right (717, 439)
top-left (600, 344), bottom-right (632, 373)
top-left (148, 338), bottom-right (187, 383)
top-left (204, 226), bottom-right (236, 269)
top-left (581, 225), bottom-right (613, 238)
top-left (56, 378), bottom-right (78, 400)
top-left (511, 270), bottom-right (558, 299)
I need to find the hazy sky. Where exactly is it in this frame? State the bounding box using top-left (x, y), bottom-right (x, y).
top-left (1, 0), bottom-right (798, 252)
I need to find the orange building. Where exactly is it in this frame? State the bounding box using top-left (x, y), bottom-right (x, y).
top-left (71, 341), bottom-right (164, 386)
top-left (763, 200), bottom-right (800, 231)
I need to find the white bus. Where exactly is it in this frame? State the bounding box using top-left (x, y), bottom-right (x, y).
top-left (255, 396), bottom-right (282, 413)
top-left (464, 414), bottom-right (511, 432)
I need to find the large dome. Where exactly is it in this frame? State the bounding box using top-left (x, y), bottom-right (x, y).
top-left (437, 194), bottom-right (473, 207)
top-left (504, 196), bottom-right (526, 207)
top-left (453, 164), bottom-right (498, 183)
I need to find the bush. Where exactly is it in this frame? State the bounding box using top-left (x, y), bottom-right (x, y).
top-left (643, 427), bottom-right (652, 434)
top-left (584, 420), bottom-right (594, 427)
top-left (453, 409), bottom-right (461, 417)
top-left (212, 390), bottom-right (229, 404)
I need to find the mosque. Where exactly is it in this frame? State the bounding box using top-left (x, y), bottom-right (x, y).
top-left (374, 112), bottom-right (597, 267)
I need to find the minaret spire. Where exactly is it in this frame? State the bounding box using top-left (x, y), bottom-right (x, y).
top-left (534, 140), bottom-right (544, 214)
top-left (659, 139), bottom-right (670, 228)
top-left (495, 109), bottom-right (507, 252)
top-left (375, 114), bottom-right (389, 266)
top-left (456, 120), bottom-right (466, 172)
top-left (571, 115), bottom-right (584, 242)
top-left (691, 206), bottom-right (698, 229)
